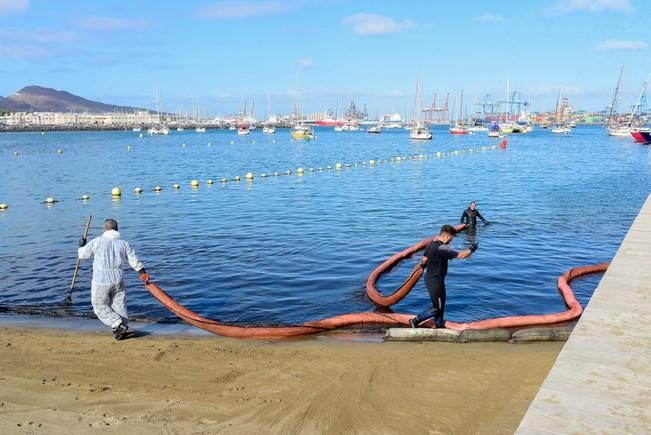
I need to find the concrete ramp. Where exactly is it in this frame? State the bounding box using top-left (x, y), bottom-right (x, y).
top-left (516, 195), bottom-right (651, 433)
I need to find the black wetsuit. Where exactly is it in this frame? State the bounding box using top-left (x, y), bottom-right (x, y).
top-left (414, 240), bottom-right (459, 328)
top-left (460, 207), bottom-right (488, 227)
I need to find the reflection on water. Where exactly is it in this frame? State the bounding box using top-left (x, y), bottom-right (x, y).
top-left (0, 126), bottom-right (649, 325)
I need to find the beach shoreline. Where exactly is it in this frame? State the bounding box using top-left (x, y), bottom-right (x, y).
top-left (0, 325), bottom-right (562, 434)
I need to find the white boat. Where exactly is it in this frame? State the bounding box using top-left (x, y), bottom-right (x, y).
top-left (237, 124), bottom-right (250, 135)
top-left (132, 127), bottom-right (141, 132)
top-left (487, 123), bottom-right (502, 137)
top-left (195, 127), bottom-right (206, 133)
top-left (177, 127), bottom-right (184, 131)
top-left (147, 127), bottom-right (169, 136)
top-left (468, 125), bottom-right (488, 133)
top-left (551, 89), bottom-right (570, 135)
top-left (262, 124), bottom-right (276, 134)
top-left (334, 125), bottom-right (344, 132)
top-left (367, 124), bottom-right (382, 134)
top-left (551, 125), bottom-right (571, 134)
top-left (607, 125), bottom-right (633, 136)
top-left (409, 74), bottom-right (432, 140)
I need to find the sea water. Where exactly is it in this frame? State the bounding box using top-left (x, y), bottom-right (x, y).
top-left (0, 126), bottom-right (649, 326)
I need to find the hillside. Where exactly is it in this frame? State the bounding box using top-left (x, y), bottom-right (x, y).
top-left (0, 86), bottom-right (151, 113)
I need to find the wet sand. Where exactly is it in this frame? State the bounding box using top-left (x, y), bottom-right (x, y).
top-left (0, 326), bottom-right (562, 434)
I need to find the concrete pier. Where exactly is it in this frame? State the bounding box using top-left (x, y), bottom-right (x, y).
top-left (516, 194), bottom-right (651, 433)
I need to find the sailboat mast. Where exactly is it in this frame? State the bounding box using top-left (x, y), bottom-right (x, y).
top-left (626, 73), bottom-right (650, 127)
top-left (608, 65), bottom-right (624, 127)
top-left (413, 73), bottom-right (421, 124)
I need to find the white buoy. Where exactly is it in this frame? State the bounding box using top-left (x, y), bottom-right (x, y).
top-left (207, 179), bottom-right (214, 185)
top-left (45, 197), bottom-right (56, 204)
top-left (173, 183), bottom-right (181, 189)
top-left (127, 145), bottom-right (132, 152)
top-left (261, 173), bottom-right (268, 178)
top-left (57, 148), bottom-right (63, 154)
top-left (285, 170), bottom-right (291, 175)
top-left (221, 178), bottom-right (228, 183)
top-left (81, 194), bottom-right (90, 201)
top-left (234, 176), bottom-right (241, 181)
top-left (12, 151), bottom-right (19, 156)
top-left (134, 187), bottom-right (143, 194)
top-left (0, 203), bottom-right (7, 210)
top-left (154, 185), bottom-right (162, 192)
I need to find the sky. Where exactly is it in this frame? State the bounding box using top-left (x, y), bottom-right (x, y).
top-left (0, 0), bottom-right (649, 117)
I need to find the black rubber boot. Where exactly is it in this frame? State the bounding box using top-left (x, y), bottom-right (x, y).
top-left (112, 323), bottom-right (129, 340)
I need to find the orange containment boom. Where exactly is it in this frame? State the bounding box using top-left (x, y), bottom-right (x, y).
top-left (143, 228), bottom-right (607, 338)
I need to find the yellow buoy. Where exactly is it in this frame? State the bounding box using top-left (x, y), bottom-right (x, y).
top-left (154, 185), bottom-right (162, 192)
top-left (245, 172), bottom-right (254, 180)
top-left (297, 167), bottom-right (304, 175)
top-left (173, 183), bottom-right (181, 189)
top-left (190, 180), bottom-right (199, 187)
top-left (369, 160), bottom-right (375, 165)
top-left (134, 187), bottom-right (143, 194)
top-left (396, 156), bottom-right (401, 161)
top-left (57, 148), bottom-right (63, 154)
top-left (0, 203), bottom-right (7, 210)
top-left (207, 179), bottom-right (214, 185)
top-left (81, 194), bottom-right (90, 201)
top-left (111, 187), bottom-right (122, 197)
top-left (335, 162), bottom-right (342, 170)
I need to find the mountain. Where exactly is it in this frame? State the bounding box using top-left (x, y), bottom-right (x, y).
top-left (0, 86), bottom-right (151, 113)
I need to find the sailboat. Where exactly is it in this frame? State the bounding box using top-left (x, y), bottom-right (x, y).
top-left (498, 80), bottom-right (515, 134)
top-left (606, 66), bottom-right (631, 136)
top-left (262, 93), bottom-right (276, 134)
top-left (449, 90), bottom-right (469, 135)
top-left (148, 89), bottom-right (170, 135)
top-left (551, 89), bottom-right (571, 134)
top-left (410, 74), bottom-right (432, 140)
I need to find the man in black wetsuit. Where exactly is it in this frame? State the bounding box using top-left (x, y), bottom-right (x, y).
top-left (460, 201), bottom-right (489, 227)
top-left (409, 224), bottom-right (478, 329)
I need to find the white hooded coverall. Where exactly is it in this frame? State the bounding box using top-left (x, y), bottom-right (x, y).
top-left (78, 230), bottom-right (144, 328)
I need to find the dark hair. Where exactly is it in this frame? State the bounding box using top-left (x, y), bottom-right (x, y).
top-left (104, 218), bottom-right (118, 231)
top-left (440, 224), bottom-right (457, 236)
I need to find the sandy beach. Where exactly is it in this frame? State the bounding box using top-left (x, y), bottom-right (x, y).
top-left (0, 326), bottom-right (562, 434)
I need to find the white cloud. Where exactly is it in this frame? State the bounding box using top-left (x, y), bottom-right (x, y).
top-left (0, 29), bottom-right (81, 44)
top-left (342, 13), bottom-right (415, 36)
top-left (596, 39), bottom-right (648, 51)
top-left (196, 1), bottom-right (291, 19)
top-left (297, 58), bottom-right (313, 69)
top-left (0, 0), bottom-right (28, 15)
top-left (0, 45), bottom-right (53, 59)
top-left (475, 12), bottom-right (504, 22)
top-left (546, 0), bottom-right (633, 13)
top-left (77, 16), bottom-right (149, 30)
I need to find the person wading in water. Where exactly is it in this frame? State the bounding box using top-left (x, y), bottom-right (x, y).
top-left (409, 224), bottom-right (478, 329)
top-left (460, 201), bottom-right (489, 228)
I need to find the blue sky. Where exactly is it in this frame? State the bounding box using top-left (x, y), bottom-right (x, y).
top-left (1, 0), bottom-right (649, 116)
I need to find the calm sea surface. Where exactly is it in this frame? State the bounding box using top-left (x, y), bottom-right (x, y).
top-left (1, 126), bottom-right (649, 326)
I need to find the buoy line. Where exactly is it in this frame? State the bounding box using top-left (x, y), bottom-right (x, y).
top-left (5, 143), bottom-right (503, 209)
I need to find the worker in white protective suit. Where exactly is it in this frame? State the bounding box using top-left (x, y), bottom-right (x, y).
top-left (78, 218), bottom-right (149, 340)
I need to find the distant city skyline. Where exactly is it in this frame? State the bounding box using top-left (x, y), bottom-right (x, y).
top-left (1, 0), bottom-right (649, 116)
